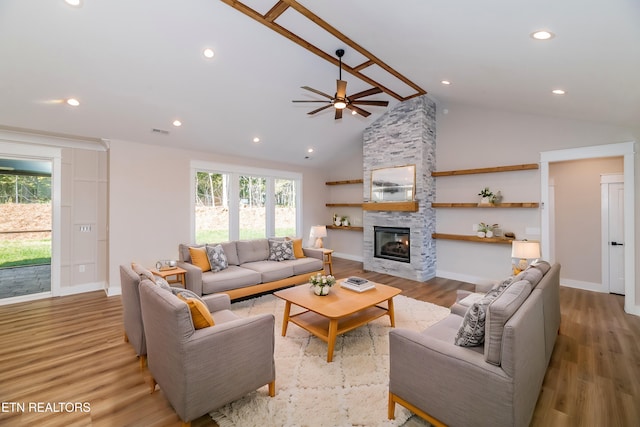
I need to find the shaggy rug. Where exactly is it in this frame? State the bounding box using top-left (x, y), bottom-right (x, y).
top-left (210, 293), bottom-right (450, 427)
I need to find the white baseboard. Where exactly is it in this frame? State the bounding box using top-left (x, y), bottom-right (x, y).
top-left (57, 281), bottom-right (106, 296)
top-left (106, 285), bottom-right (122, 297)
top-left (560, 278), bottom-right (608, 293)
top-left (332, 252), bottom-right (364, 262)
top-left (0, 292), bottom-right (52, 306)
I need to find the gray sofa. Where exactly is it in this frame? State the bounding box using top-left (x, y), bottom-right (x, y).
top-left (389, 262), bottom-right (561, 427)
top-left (178, 239), bottom-right (324, 299)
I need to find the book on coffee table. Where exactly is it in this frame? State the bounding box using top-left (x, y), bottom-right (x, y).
top-left (340, 277), bottom-right (375, 292)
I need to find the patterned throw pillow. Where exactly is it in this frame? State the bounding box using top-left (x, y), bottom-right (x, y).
top-left (268, 239), bottom-right (295, 261)
top-left (454, 289), bottom-right (502, 347)
top-left (206, 244), bottom-right (228, 272)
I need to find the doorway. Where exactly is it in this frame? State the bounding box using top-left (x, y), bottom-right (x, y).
top-left (0, 158), bottom-right (52, 299)
top-left (0, 141), bottom-right (61, 305)
top-left (540, 141), bottom-right (636, 315)
top-left (602, 175), bottom-right (624, 294)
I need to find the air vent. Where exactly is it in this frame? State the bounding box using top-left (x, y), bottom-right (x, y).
top-left (151, 128), bottom-right (170, 135)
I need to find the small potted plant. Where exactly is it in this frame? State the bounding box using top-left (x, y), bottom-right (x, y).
top-left (309, 273), bottom-right (336, 296)
top-left (333, 213), bottom-right (341, 226)
top-left (341, 216), bottom-right (350, 227)
top-left (478, 187), bottom-right (494, 206)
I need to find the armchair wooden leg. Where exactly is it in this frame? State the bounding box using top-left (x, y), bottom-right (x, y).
top-left (149, 377), bottom-right (157, 394)
top-left (268, 380), bottom-right (276, 397)
top-left (124, 331), bottom-right (129, 343)
top-left (181, 422), bottom-right (191, 427)
top-left (388, 392), bottom-right (396, 420)
top-left (389, 392), bottom-right (448, 427)
top-left (139, 355), bottom-right (146, 369)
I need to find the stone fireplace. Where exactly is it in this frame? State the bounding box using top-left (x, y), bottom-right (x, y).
top-left (362, 95), bottom-right (436, 282)
top-left (374, 226), bottom-right (410, 263)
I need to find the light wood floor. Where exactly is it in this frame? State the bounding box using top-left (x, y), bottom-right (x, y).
top-left (1, 258), bottom-right (638, 426)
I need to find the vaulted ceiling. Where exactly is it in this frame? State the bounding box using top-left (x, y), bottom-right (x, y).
top-left (1, 0), bottom-right (638, 166)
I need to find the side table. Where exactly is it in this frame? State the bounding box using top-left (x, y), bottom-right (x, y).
top-left (151, 266), bottom-right (187, 288)
top-left (321, 248), bottom-right (334, 275)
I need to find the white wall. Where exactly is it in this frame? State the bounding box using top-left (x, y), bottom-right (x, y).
top-left (107, 139), bottom-right (327, 294)
top-left (324, 148), bottom-right (364, 261)
top-left (435, 102), bottom-right (637, 287)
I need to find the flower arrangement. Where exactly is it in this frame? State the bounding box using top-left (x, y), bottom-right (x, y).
top-left (309, 273), bottom-right (336, 287)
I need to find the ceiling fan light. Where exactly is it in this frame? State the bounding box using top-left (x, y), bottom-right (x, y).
top-left (334, 100), bottom-right (347, 109)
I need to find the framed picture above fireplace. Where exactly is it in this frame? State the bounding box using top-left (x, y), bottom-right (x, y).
top-left (371, 164), bottom-right (416, 202)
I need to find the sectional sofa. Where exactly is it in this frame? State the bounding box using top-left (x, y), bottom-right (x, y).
top-left (177, 238), bottom-right (325, 299)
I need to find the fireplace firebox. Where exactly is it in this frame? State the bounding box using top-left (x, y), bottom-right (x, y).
top-left (374, 226), bottom-right (410, 263)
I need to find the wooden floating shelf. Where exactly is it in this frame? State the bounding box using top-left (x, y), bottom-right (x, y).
top-left (327, 225), bottom-right (363, 231)
top-left (325, 203), bottom-right (363, 207)
top-left (325, 179), bottom-right (363, 185)
top-left (432, 163), bottom-right (539, 177)
top-left (362, 201), bottom-right (419, 212)
top-left (432, 233), bottom-right (515, 244)
top-left (432, 202), bottom-right (540, 208)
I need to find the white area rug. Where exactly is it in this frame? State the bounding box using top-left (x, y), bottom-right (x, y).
top-left (210, 293), bottom-right (450, 427)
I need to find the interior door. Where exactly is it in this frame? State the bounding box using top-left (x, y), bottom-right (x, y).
top-left (607, 182), bottom-right (625, 294)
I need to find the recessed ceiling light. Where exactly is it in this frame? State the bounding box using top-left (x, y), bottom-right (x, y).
top-left (203, 48), bottom-right (215, 59)
top-left (66, 98), bottom-right (80, 107)
top-left (64, 0), bottom-right (82, 7)
top-left (253, 137), bottom-right (260, 143)
top-left (531, 30), bottom-right (555, 40)
top-left (441, 80), bottom-right (451, 85)
top-left (307, 148), bottom-right (314, 153)
top-left (172, 120), bottom-right (182, 127)
top-left (552, 89), bottom-right (566, 95)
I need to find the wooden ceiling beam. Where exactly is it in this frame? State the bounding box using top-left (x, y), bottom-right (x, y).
top-left (220, 0), bottom-right (426, 101)
top-left (353, 60), bottom-right (374, 72)
top-left (264, 1), bottom-right (289, 22)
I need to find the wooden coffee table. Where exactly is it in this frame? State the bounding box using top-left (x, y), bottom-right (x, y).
top-left (274, 281), bottom-right (402, 362)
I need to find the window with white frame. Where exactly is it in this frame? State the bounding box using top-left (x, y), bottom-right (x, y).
top-left (192, 162), bottom-right (301, 244)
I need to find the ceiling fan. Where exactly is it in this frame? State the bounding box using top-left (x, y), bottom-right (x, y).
top-left (292, 49), bottom-right (389, 120)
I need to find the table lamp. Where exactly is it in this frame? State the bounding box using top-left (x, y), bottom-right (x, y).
top-left (309, 225), bottom-right (327, 248)
top-left (511, 240), bottom-right (541, 274)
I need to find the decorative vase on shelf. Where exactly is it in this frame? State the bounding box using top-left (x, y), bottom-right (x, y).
top-left (341, 218), bottom-right (350, 226)
top-left (477, 231), bottom-right (486, 238)
top-left (334, 218), bottom-right (342, 226)
top-left (486, 230), bottom-right (494, 238)
top-left (478, 197), bottom-right (492, 206)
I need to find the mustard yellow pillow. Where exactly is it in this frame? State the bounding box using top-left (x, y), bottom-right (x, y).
top-left (287, 237), bottom-right (306, 258)
top-left (177, 294), bottom-right (215, 329)
top-left (188, 246), bottom-right (211, 272)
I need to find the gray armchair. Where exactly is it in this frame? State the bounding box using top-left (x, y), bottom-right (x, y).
top-left (138, 279), bottom-right (276, 426)
top-left (119, 265), bottom-right (146, 368)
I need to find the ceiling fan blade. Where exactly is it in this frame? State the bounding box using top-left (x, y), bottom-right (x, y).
top-left (301, 86), bottom-right (333, 99)
top-left (308, 104), bottom-right (333, 115)
top-left (335, 108), bottom-right (343, 120)
top-left (292, 100), bottom-right (332, 103)
top-left (346, 104), bottom-right (371, 117)
top-left (336, 80), bottom-right (347, 99)
top-left (348, 87), bottom-right (383, 100)
top-left (350, 100), bottom-right (389, 106)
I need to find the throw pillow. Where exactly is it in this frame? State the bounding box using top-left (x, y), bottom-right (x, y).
top-left (454, 290), bottom-right (501, 347)
top-left (177, 293), bottom-right (215, 329)
top-left (188, 246), bottom-right (211, 272)
top-left (155, 277), bottom-right (172, 291)
top-left (286, 237), bottom-right (306, 258)
top-left (206, 244), bottom-right (228, 272)
top-left (268, 239), bottom-right (295, 261)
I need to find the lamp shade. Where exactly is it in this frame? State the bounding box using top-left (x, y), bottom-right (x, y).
top-left (511, 240), bottom-right (541, 259)
top-left (309, 225), bottom-right (327, 239)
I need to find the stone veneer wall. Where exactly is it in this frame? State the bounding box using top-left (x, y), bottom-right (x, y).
top-left (363, 95), bottom-right (436, 281)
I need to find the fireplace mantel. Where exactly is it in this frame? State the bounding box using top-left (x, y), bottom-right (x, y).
top-left (362, 201), bottom-right (419, 212)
